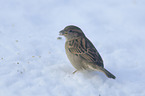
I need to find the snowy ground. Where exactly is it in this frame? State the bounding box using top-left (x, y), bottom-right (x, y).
top-left (0, 0), bottom-right (145, 96)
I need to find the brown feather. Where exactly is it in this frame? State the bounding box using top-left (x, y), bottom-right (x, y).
top-left (67, 37), bottom-right (103, 67)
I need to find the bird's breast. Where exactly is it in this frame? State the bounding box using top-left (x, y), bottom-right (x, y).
top-left (65, 42), bottom-right (85, 70)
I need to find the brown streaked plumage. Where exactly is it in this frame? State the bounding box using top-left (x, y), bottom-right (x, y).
top-left (59, 25), bottom-right (116, 79)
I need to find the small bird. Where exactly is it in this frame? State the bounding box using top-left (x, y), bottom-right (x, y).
top-left (59, 25), bottom-right (116, 79)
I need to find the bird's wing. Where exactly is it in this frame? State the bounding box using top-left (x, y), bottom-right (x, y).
top-left (67, 37), bottom-right (103, 66)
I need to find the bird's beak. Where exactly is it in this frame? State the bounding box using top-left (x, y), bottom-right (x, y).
top-left (59, 30), bottom-right (65, 35)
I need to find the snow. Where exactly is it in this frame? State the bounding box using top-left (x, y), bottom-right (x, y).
top-left (0, 0), bottom-right (145, 96)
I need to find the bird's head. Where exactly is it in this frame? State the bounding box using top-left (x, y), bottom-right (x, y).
top-left (59, 25), bottom-right (85, 40)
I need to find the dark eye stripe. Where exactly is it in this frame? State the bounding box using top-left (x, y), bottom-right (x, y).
top-left (69, 30), bottom-right (73, 32)
top-left (69, 30), bottom-right (76, 33)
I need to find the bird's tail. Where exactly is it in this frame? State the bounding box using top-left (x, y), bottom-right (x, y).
top-left (100, 67), bottom-right (116, 79)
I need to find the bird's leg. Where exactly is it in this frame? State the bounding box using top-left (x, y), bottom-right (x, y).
top-left (73, 70), bottom-right (77, 74)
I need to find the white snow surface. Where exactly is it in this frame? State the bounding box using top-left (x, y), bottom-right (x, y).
top-left (0, 0), bottom-right (145, 96)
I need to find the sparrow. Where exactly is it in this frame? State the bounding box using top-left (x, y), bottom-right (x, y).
top-left (59, 25), bottom-right (116, 79)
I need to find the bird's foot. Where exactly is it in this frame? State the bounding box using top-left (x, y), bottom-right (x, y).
top-left (72, 70), bottom-right (77, 74)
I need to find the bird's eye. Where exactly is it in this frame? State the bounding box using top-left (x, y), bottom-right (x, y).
top-left (69, 30), bottom-right (73, 32)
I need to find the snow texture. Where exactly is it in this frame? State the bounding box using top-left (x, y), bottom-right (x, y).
top-left (0, 0), bottom-right (145, 96)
